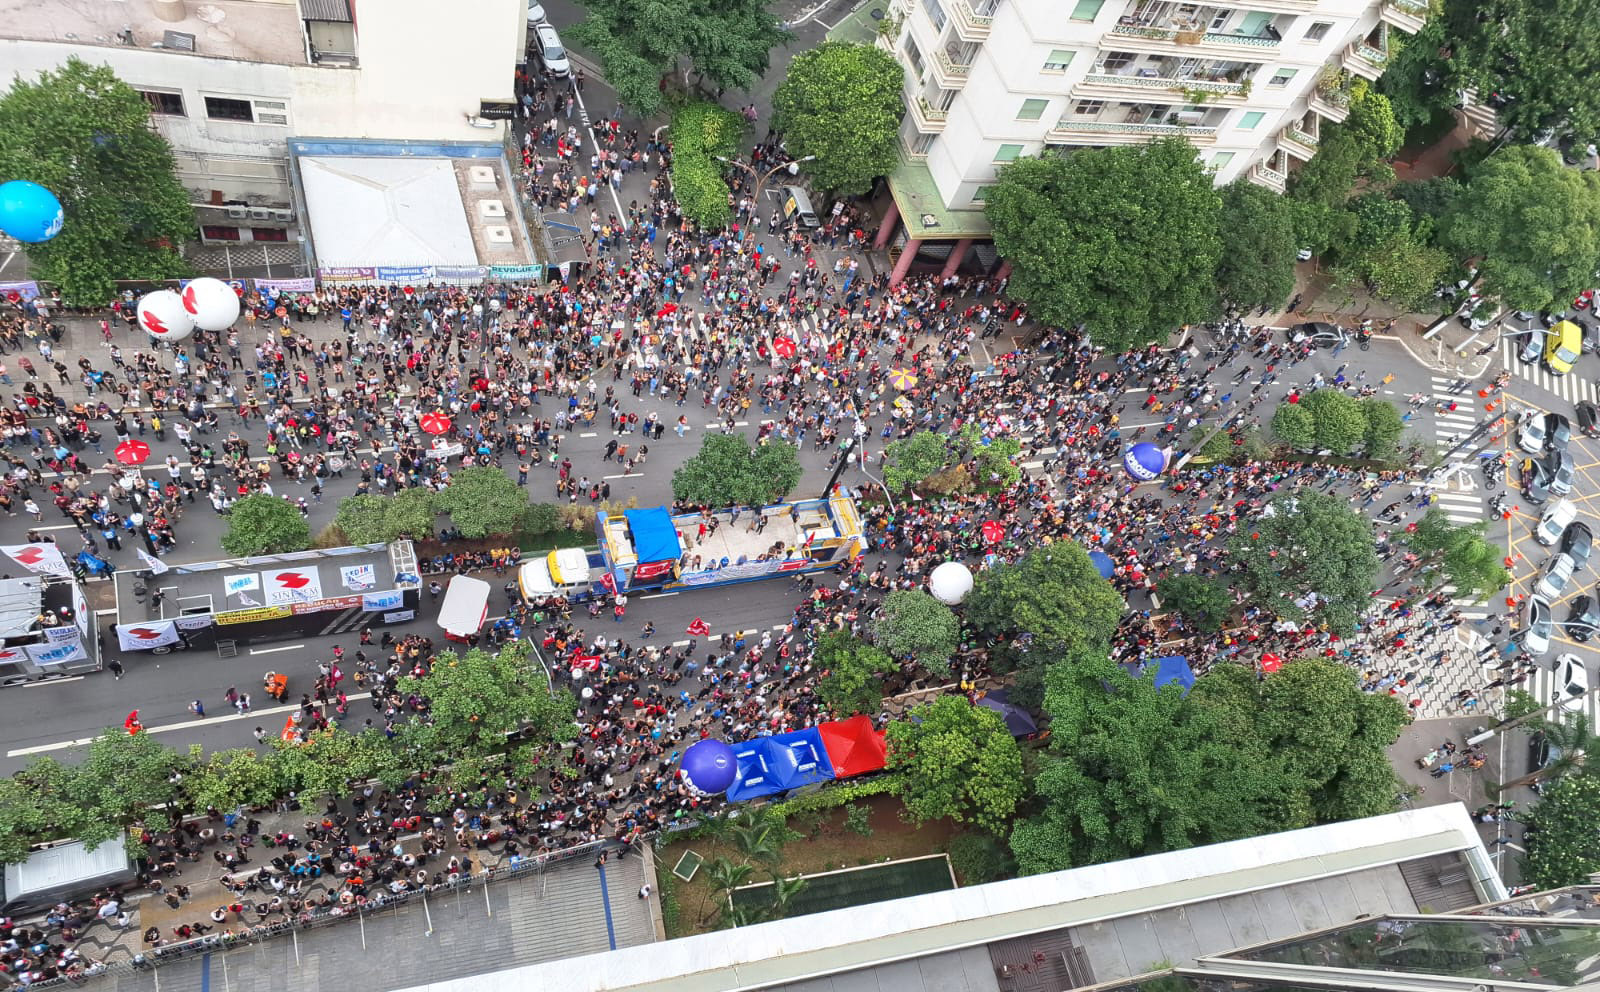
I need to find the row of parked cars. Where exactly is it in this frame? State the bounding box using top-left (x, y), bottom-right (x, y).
top-left (1522, 497), bottom-right (1598, 711)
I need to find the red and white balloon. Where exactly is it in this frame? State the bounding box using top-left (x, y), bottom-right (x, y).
top-left (180, 277), bottom-right (242, 331)
top-left (135, 289), bottom-right (195, 341)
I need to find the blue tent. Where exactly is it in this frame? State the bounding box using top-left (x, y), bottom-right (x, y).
top-left (725, 728), bottom-right (837, 803)
top-left (624, 507), bottom-right (682, 565)
top-left (1152, 655), bottom-right (1196, 696)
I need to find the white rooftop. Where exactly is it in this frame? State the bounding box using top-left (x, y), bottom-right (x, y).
top-left (299, 156), bottom-right (477, 268)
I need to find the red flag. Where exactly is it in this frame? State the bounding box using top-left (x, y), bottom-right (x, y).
top-left (686, 617), bottom-right (710, 637)
top-left (600, 571), bottom-right (617, 593)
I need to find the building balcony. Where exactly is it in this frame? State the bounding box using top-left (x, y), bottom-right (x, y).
top-left (1378, 0), bottom-right (1428, 34)
top-left (907, 96), bottom-right (949, 133)
top-left (1250, 160), bottom-right (1287, 193)
top-left (1049, 119), bottom-right (1219, 146)
top-left (899, 130), bottom-right (930, 160)
top-left (1076, 72), bottom-right (1250, 102)
top-left (931, 49), bottom-right (972, 87)
top-left (1342, 41), bottom-right (1389, 80)
top-left (1106, 22), bottom-right (1281, 58)
top-left (1307, 87), bottom-right (1351, 123)
top-left (1279, 125), bottom-right (1318, 160)
top-left (949, 0), bottom-right (995, 41)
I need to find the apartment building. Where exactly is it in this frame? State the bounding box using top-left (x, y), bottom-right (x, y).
top-left (869, 0), bottom-right (1429, 282)
top-left (0, 0), bottom-right (523, 246)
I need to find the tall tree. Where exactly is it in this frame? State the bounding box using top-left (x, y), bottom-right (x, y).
top-left (671, 433), bottom-right (802, 507)
top-left (772, 42), bottom-right (904, 196)
top-left (334, 488), bottom-right (438, 545)
top-left (1228, 490), bottom-right (1379, 635)
top-left (966, 542), bottom-right (1124, 656)
top-left (668, 102), bottom-right (745, 229)
top-left (984, 140), bottom-right (1223, 352)
top-left (1400, 509), bottom-right (1511, 602)
top-left (1155, 573), bottom-right (1232, 633)
top-left (814, 631), bottom-right (891, 716)
top-left (1442, 145), bottom-right (1600, 312)
top-left (886, 695), bottom-right (1025, 835)
top-left (882, 431), bottom-right (953, 493)
top-left (433, 466), bottom-right (531, 538)
top-left (873, 590), bottom-right (961, 675)
top-left (1520, 773), bottom-right (1600, 888)
top-left (220, 493), bottom-right (311, 556)
top-left (570, 0), bottom-right (789, 116)
top-left (1443, 0), bottom-right (1600, 143)
top-left (0, 58), bottom-right (192, 304)
top-left (1215, 180), bottom-right (1298, 312)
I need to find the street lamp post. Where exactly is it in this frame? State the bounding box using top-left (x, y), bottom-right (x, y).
top-left (715, 154), bottom-right (816, 216)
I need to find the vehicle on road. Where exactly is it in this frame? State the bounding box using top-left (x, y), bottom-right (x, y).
top-left (534, 24), bottom-right (570, 77)
top-left (1517, 410), bottom-right (1548, 454)
top-left (1546, 319), bottom-right (1583, 375)
top-left (439, 575), bottom-right (491, 642)
top-left (1537, 554), bottom-right (1577, 601)
top-left (1522, 596), bottom-right (1555, 654)
top-left (1566, 594), bottom-right (1599, 642)
top-left (1547, 413), bottom-right (1573, 453)
top-left (1538, 500), bottom-right (1578, 545)
top-left (527, 0), bottom-right (547, 24)
top-left (1578, 400), bottom-right (1600, 438)
top-left (1287, 322), bottom-right (1347, 349)
top-left (1562, 522), bottom-right (1594, 572)
top-left (1522, 455), bottom-right (1554, 503)
top-left (1518, 327), bottom-right (1548, 364)
top-left (1528, 730), bottom-right (1564, 778)
top-left (1555, 653), bottom-right (1590, 709)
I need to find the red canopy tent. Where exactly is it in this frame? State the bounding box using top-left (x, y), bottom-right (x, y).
top-left (817, 715), bottom-right (888, 778)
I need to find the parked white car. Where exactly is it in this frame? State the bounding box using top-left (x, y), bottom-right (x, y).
top-left (1537, 499), bottom-right (1577, 546)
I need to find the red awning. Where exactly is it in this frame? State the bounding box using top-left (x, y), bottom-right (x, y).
top-left (817, 715), bottom-right (888, 778)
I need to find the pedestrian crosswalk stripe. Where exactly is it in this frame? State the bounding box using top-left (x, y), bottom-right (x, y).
top-left (1500, 338), bottom-right (1592, 405)
top-left (1527, 663), bottom-right (1600, 724)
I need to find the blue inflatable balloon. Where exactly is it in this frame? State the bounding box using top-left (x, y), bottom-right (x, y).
top-left (1123, 442), bottom-right (1168, 481)
top-left (0, 181), bottom-right (64, 243)
top-left (681, 738), bottom-right (737, 794)
top-left (1088, 550), bottom-right (1116, 579)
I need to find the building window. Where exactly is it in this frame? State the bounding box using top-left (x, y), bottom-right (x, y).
top-left (1072, 100), bottom-right (1105, 114)
top-left (1043, 49), bottom-right (1075, 73)
top-left (1208, 9), bottom-right (1231, 31)
top-left (923, 0), bottom-right (947, 31)
top-left (1267, 68), bottom-right (1298, 87)
top-left (994, 143), bottom-right (1024, 162)
top-left (1238, 111), bottom-right (1265, 129)
top-left (1099, 51), bottom-right (1137, 72)
top-left (1304, 21), bottom-right (1332, 41)
top-left (1017, 98), bottom-right (1049, 121)
top-left (140, 90), bottom-right (186, 116)
top-left (1211, 151), bottom-right (1236, 169)
top-left (204, 96), bottom-right (254, 122)
top-left (905, 39), bottom-right (926, 80)
top-left (911, 132), bottom-right (938, 155)
top-left (971, 185), bottom-right (994, 202)
top-left (251, 228), bottom-right (289, 242)
top-left (201, 225), bottom-right (241, 241)
top-left (1070, 0), bottom-right (1104, 21)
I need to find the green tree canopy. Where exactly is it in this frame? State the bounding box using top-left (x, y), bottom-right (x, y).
top-left (1228, 490), bottom-right (1379, 635)
top-left (985, 140), bottom-right (1223, 352)
top-left (671, 432), bottom-right (802, 507)
top-left (668, 102), bottom-right (745, 229)
top-left (0, 58), bottom-right (193, 304)
top-left (334, 488), bottom-right (438, 545)
top-left (220, 493), bottom-right (311, 556)
top-left (395, 642), bottom-right (578, 794)
top-left (873, 589), bottom-right (960, 675)
top-left (1301, 388), bottom-right (1368, 453)
top-left (883, 430), bottom-right (953, 493)
top-left (1442, 145), bottom-right (1600, 312)
top-left (1521, 773), bottom-right (1600, 889)
top-left (1287, 128), bottom-right (1367, 254)
top-left (967, 542), bottom-right (1124, 656)
top-left (1270, 401), bottom-right (1317, 449)
top-left (570, 0), bottom-right (789, 116)
top-left (1443, 0), bottom-right (1600, 143)
top-left (1343, 84), bottom-right (1404, 163)
top-left (1359, 397), bottom-right (1408, 461)
top-left (1156, 573), bottom-right (1232, 633)
top-left (433, 466), bottom-right (531, 539)
top-left (1400, 509), bottom-right (1511, 602)
top-left (1215, 180), bottom-right (1298, 312)
top-left (772, 42), bottom-right (903, 196)
top-left (886, 695), bottom-right (1025, 834)
top-left (815, 631), bottom-right (891, 716)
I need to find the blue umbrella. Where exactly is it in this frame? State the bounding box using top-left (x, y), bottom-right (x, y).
top-left (1088, 550), bottom-right (1115, 579)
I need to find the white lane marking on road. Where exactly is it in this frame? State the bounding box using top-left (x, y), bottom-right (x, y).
top-left (249, 643), bottom-right (305, 655)
top-left (642, 592), bottom-right (679, 599)
top-left (21, 676), bottom-right (84, 687)
top-left (580, 432), bottom-right (598, 438)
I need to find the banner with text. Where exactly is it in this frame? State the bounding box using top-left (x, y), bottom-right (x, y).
top-left (116, 620), bottom-right (180, 651)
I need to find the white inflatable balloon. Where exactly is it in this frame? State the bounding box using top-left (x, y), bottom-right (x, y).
top-left (136, 290), bottom-right (195, 341)
top-left (180, 277), bottom-right (241, 331)
top-left (929, 560), bottom-right (974, 605)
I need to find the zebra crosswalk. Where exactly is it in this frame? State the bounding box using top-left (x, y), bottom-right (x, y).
top-left (1499, 338), bottom-right (1599, 405)
top-left (1430, 491), bottom-right (1494, 620)
top-left (1429, 374), bottom-right (1480, 452)
top-left (1526, 660), bottom-right (1600, 724)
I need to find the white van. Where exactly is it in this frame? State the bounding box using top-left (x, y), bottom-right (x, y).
top-left (2, 838), bottom-right (135, 913)
top-left (517, 548), bottom-right (597, 604)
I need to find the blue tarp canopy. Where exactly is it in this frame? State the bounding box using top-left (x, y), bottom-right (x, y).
top-left (624, 507), bottom-right (682, 564)
top-left (1153, 655), bottom-right (1195, 696)
top-left (725, 727), bottom-right (837, 803)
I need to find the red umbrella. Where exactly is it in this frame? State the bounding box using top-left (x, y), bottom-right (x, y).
top-left (981, 520), bottom-right (1005, 543)
top-left (1260, 653), bottom-right (1283, 674)
top-left (419, 412), bottom-right (452, 436)
top-left (656, 303), bottom-right (679, 318)
top-left (114, 439), bottom-right (151, 466)
top-left (772, 335), bottom-right (797, 359)
top-left (686, 617), bottom-right (711, 637)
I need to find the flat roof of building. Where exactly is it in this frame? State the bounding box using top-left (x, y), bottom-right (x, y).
top-left (0, 0), bottom-right (310, 66)
top-left (395, 804), bottom-right (1501, 992)
top-left (889, 155), bottom-right (993, 241)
